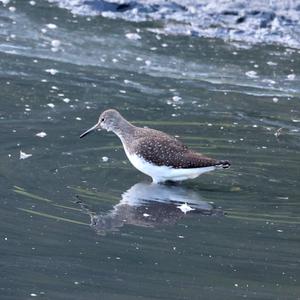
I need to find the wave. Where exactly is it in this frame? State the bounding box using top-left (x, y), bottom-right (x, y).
top-left (48, 0), bottom-right (300, 48)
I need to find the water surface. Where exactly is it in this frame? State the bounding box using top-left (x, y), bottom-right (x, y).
top-left (1, 1), bottom-right (300, 299)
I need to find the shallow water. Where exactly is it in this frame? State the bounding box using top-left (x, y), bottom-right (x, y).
top-left (1, 1), bottom-right (300, 299)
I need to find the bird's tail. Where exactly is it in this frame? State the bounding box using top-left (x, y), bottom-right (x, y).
top-left (215, 160), bottom-right (231, 169)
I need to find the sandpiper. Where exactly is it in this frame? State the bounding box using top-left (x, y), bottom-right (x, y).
top-left (80, 109), bottom-right (230, 183)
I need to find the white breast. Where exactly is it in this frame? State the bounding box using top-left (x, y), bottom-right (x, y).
top-left (123, 146), bottom-right (215, 183)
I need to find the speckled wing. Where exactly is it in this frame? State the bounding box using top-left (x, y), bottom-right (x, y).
top-left (133, 134), bottom-right (225, 169)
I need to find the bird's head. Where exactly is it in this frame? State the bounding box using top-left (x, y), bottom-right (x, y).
top-left (80, 109), bottom-right (122, 138)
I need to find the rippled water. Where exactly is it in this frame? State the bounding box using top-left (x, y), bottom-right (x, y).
top-left (49, 0), bottom-right (300, 49)
top-left (1, 1), bottom-right (300, 299)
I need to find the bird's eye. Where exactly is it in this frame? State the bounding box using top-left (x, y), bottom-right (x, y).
top-left (101, 118), bottom-right (105, 122)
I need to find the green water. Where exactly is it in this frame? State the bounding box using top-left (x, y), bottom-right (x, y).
top-left (1, 1), bottom-right (300, 299)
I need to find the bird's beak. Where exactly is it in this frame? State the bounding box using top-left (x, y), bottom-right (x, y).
top-left (80, 122), bottom-right (101, 138)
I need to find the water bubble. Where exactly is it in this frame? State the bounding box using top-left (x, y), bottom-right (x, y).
top-left (51, 40), bottom-right (61, 48)
top-left (45, 68), bottom-right (58, 75)
top-left (36, 132), bottom-right (47, 138)
top-left (125, 33), bottom-right (141, 40)
top-left (245, 70), bottom-right (258, 78)
top-left (20, 150), bottom-right (32, 160)
top-left (102, 156), bottom-right (109, 162)
top-left (287, 74), bottom-right (295, 80)
top-left (46, 23), bottom-right (57, 29)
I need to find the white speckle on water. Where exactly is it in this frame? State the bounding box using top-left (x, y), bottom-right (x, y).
top-left (112, 58), bottom-right (118, 63)
top-left (46, 23), bottom-right (57, 29)
top-left (178, 235), bottom-right (184, 239)
top-left (125, 32), bottom-right (141, 40)
top-left (51, 86), bottom-right (58, 90)
top-left (20, 150), bottom-right (32, 160)
top-left (245, 70), bottom-right (258, 78)
top-left (267, 61), bottom-right (277, 66)
top-left (74, 281), bottom-right (79, 285)
top-left (287, 74), bottom-right (295, 80)
top-left (4, 237), bottom-right (7, 241)
top-left (145, 60), bottom-right (151, 66)
top-left (274, 127), bottom-right (283, 138)
top-left (45, 68), bottom-right (58, 75)
top-left (29, 1), bottom-right (36, 5)
top-left (30, 293), bottom-right (37, 297)
top-left (116, 257), bottom-right (120, 260)
top-left (0, 0), bottom-right (10, 6)
top-left (252, 124), bottom-right (258, 128)
top-left (272, 97), bottom-right (279, 103)
top-left (143, 213), bottom-right (150, 217)
top-left (8, 6), bottom-right (16, 12)
top-left (177, 203), bottom-right (195, 214)
top-left (119, 90), bottom-right (126, 94)
top-left (51, 39), bottom-right (61, 47)
top-left (150, 47), bottom-right (157, 51)
top-left (35, 132), bottom-right (47, 138)
top-left (75, 117), bottom-right (82, 121)
top-left (102, 156), bottom-right (108, 162)
top-left (136, 57), bottom-right (143, 61)
top-left (47, 103), bottom-right (55, 108)
top-left (161, 43), bottom-right (168, 47)
top-left (41, 28), bottom-right (47, 33)
top-left (277, 196), bottom-right (289, 200)
top-left (63, 98), bottom-right (70, 103)
top-left (292, 119), bottom-right (300, 123)
top-left (172, 96), bottom-right (181, 102)
top-left (277, 229), bottom-right (283, 233)
top-left (234, 283), bottom-right (239, 287)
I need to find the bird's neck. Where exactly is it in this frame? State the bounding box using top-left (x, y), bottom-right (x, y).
top-left (113, 117), bottom-right (136, 142)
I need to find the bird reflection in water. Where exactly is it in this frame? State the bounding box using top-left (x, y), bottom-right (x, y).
top-left (78, 182), bottom-right (223, 235)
